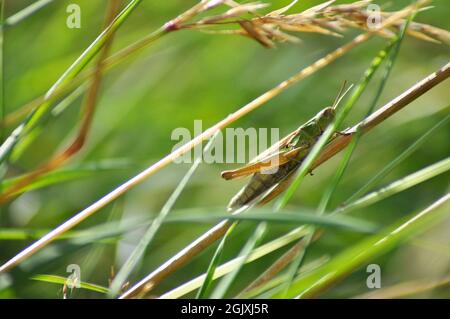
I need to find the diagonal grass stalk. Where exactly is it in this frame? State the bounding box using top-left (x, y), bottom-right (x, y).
top-left (108, 132), bottom-right (220, 297)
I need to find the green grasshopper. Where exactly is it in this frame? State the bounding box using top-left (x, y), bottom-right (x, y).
top-left (222, 86), bottom-right (349, 212)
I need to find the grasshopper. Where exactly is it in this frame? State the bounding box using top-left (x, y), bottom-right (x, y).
top-left (222, 86), bottom-right (349, 212)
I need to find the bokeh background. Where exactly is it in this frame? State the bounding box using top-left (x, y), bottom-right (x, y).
top-left (0, 0), bottom-right (449, 298)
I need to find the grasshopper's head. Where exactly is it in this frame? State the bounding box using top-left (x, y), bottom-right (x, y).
top-left (317, 107), bottom-right (335, 131)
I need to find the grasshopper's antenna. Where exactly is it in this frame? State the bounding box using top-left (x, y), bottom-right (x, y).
top-left (331, 80), bottom-right (353, 111)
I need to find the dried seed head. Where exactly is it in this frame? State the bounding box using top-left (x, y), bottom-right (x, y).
top-left (170, 0), bottom-right (450, 48)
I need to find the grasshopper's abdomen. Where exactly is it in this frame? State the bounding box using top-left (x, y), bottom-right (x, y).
top-left (228, 160), bottom-right (300, 211)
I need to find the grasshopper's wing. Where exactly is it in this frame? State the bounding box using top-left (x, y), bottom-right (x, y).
top-left (221, 129), bottom-right (302, 180)
top-left (249, 128), bottom-right (301, 164)
top-left (221, 146), bottom-right (305, 180)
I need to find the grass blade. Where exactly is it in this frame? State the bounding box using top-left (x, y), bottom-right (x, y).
top-left (335, 156), bottom-right (450, 215)
top-left (271, 193), bottom-right (450, 298)
top-left (0, 0), bottom-right (143, 164)
top-left (164, 210), bottom-right (377, 233)
top-left (345, 112), bottom-right (450, 204)
top-left (31, 274), bottom-right (108, 294)
top-left (196, 223), bottom-right (237, 299)
top-left (108, 132), bottom-right (220, 297)
top-left (0, 159), bottom-right (135, 196)
top-left (160, 226), bottom-right (312, 299)
top-left (210, 222), bottom-right (267, 298)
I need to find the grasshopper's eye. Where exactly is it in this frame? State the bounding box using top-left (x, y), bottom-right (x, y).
top-left (320, 107), bottom-right (335, 120)
top-left (317, 107), bottom-right (335, 130)
top-left (323, 107), bottom-right (334, 117)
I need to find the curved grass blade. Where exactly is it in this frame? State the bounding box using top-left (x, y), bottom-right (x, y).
top-left (0, 0), bottom-right (143, 164)
top-left (31, 274), bottom-right (108, 294)
top-left (164, 210), bottom-right (377, 233)
top-left (0, 159), bottom-right (135, 196)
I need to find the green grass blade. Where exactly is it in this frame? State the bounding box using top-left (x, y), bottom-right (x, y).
top-left (31, 274), bottom-right (108, 294)
top-left (108, 132), bottom-right (220, 297)
top-left (160, 226), bottom-right (312, 299)
top-left (271, 193), bottom-right (450, 298)
top-left (0, 215), bottom-right (147, 241)
top-left (277, 37), bottom-right (397, 297)
top-left (164, 210), bottom-right (377, 233)
top-left (0, 159), bottom-right (135, 196)
top-left (210, 222), bottom-right (267, 299)
top-left (336, 157), bottom-right (450, 215)
top-left (345, 112), bottom-right (450, 204)
top-left (196, 222), bottom-right (237, 299)
top-left (318, 30), bottom-right (402, 214)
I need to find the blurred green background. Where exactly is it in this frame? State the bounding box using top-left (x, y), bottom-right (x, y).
top-left (0, 0), bottom-right (449, 298)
